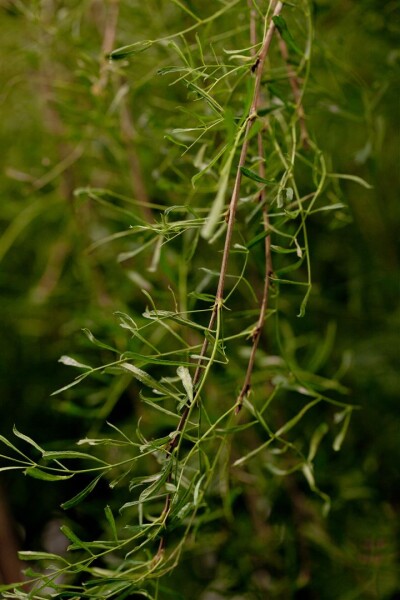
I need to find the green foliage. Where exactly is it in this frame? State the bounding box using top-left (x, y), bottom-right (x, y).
top-left (0, 0), bottom-right (399, 599)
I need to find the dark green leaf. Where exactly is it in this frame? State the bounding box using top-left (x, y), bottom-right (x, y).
top-left (61, 475), bottom-right (102, 510)
top-left (240, 166), bottom-right (275, 185)
top-left (272, 15), bottom-right (303, 56)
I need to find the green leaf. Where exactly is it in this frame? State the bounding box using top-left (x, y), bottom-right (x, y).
top-left (104, 505), bottom-right (118, 541)
top-left (177, 365), bottom-right (194, 403)
top-left (143, 309), bottom-right (207, 332)
top-left (58, 355), bottom-right (91, 370)
top-left (18, 551), bottom-right (68, 564)
top-left (333, 408), bottom-right (352, 451)
top-left (0, 434), bottom-right (30, 459)
top-left (272, 15), bottom-right (303, 56)
top-left (61, 475), bottom-right (103, 510)
top-left (308, 423), bottom-right (329, 462)
top-left (109, 40), bottom-right (154, 61)
top-left (120, 362), bottom-right (172, 396)
top-left (12, 425), bottom-right (45, 454)
top-left (240, 166), bottom-right (275, 185)
top-left (82, 329), bottom-right (118, 353)
top-left (60, 525), bottom-right (93, 554)
top-left (42, 450), bottom-right (108, 464)
top-left (275, 398), bottom-right (321, 437)
top-left (24, 467), bottom-right (73, 481)
top-left (327, 173), bottom-right (373, 189)
top-left (186, 82), bottom-right (223, 115)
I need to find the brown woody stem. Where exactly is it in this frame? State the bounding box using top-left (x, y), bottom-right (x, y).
top-left (157, 0), bottom-right (284, 556)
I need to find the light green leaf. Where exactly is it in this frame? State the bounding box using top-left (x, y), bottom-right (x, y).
top-left (43, 450), bottom-right (107, 464)
top-left (82, 329), bottom-right (117, 353)
top-left (327, 173), bottom-right (373, 189)
top-left (200, 164), bottom-right (230, 239)
top-left (18, 551), bottom-right (68, 564)
top-left (308, 423), bottom-right (329, 462)
top-left (333, 408), bottom-right (352, 451)
top-left (275, 398), bottom-right (321, 437)
top-left (109, 40), bottom-right (154, 61)
top-left (13, 426), bottom-right (45, 454)
top-left (104, 505), bottom-right (118, 541)
top-left (177, 366), bottom-right (194, 403)
top-left (58, 355), bottom-right (91, 370)
top-left (120, 363), bottom-right (172, 396)
top-left (24, 467), bottom-right (73, 481)
top-left (51, 373), bottom-right (90, 396)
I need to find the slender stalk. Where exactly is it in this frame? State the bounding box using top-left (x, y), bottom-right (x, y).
top-left (236, 1), bottom-right (274, 413)
top-left (157, 0), bottom-right (283, 555)
top-left (192, 0), bottom-right (283, 386)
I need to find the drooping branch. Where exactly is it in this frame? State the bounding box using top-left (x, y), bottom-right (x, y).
top-left (236, 2), bottom-right (274, 414)
top-left (192, 0), bottom-right (284, 390)
top-left (157, 0), bottom-right (284, 556)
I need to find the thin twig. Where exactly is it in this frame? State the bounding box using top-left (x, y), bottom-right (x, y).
top-left (236, 1), bottom-right (274, 414)
top-left (192, 0), bottom-right (283, 387)
top-left (157, 0), bottom-right (283, 556)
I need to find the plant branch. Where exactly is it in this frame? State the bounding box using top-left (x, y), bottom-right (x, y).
top-left (192, 0), bottom-right (283, 385)
top-left (236, 0), bottom-right (274, 414)
top-left (157, 0), bottom-right (283, 556)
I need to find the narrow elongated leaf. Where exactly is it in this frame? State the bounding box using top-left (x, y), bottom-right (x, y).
top-left (18, 551), bottom-right (68, 564)
top-left (58, 356), bottom-right (91, 370)
top-left (120, 363), bottom-right (171, 395)
top-left (109, 40), bottom-right (153, 60)
top-left (24, 467), bottom-right (73, 481)
top-left (272, 15), bottom-right (302, 56)
top-left (42, 450), bottom-right (107, 464)
top-left (327, 173), bottom-right (373, 189)
top-left (82, 329), bottom-right (117, 353)
top-left (143, 309), bottom-right (207, 332)
top-left (308, 423), bottom-right (329, 462)
top-left (61, 475), bottom-right (102, 510)
top-left (240, 166), bottom-right (274, 185)
top-left (13, 426), bottom-right (45, 454)
top-left (51, 372), bottom-right (90, 396)
top-left (333, 409), bottom-right (352, 451)
top-left (60, 525), bottom-right (93, 554)
top-left (177, 366), bottom-right (194, 403)
top-left (275, 398), bottom-right (321, 437)
top-left (104, 505), bottom-right (118, 541)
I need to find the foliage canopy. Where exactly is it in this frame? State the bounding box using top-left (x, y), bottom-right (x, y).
top-left (0, 1), bottom-right (399, 598)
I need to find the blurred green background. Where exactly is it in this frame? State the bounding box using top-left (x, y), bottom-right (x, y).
top-left (0, 1), bottom-right (399, 598)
